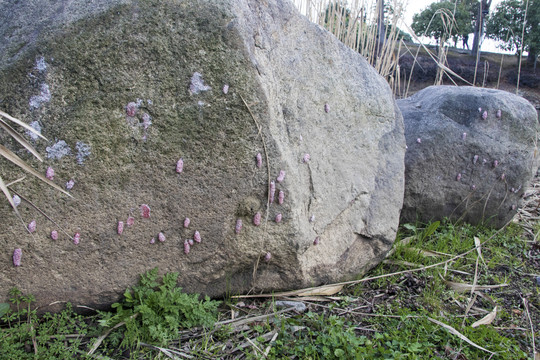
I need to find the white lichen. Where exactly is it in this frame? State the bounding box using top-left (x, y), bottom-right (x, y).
top-left (76, 141), bottom-right (91, 164)
top-left (46, 140), bottom-right (71, 160)
top-left (189, 72), bottom-right (211, 95)
top-left (29, 83), bottom-right (51, 109)
top-left (26, 121), bottom-right (42, 141)
top-left (35, 56), bottom-right (47, 72)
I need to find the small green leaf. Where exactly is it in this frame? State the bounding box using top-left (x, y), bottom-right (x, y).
top-left (0, 302), bottom-right (10, 317)
top-left (403, 223), bottom-right (416, 231)
top-left (421, 221), bottom-right (440, 241)
top-left (124, 289), bottom-right (133, 301)
top-left (334, 348), bottom-right (345, 357)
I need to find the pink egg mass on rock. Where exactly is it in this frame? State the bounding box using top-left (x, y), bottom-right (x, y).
top-left (13, 249), bottom-right (22, 267)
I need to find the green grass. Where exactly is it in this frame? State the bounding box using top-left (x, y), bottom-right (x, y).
top-left (0, 221), bottom-right (538, 359)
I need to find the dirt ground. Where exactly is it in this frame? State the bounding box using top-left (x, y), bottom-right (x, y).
top-left (398, 46), bottom-right (540, 109)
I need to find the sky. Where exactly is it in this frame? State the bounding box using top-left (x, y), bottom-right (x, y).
top-left (293, 0), bottom-right (513, 54)
top-left (401, 0), bottom-right (512, 53)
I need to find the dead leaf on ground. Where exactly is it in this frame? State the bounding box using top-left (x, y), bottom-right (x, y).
top-left (232, 284), bottom-right (344, 299)
top-left (445, 280), bottom-right (508, 293)
top-left (471, 306), bottom-right (497, 328)
top-left (428, 317), bottom-right (494, 355)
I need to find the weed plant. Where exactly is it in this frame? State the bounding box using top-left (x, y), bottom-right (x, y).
top-left (0, 288), bottom-right (92, 359)
top-left (97, 267), bottom-right (220, 350)
top-left (0, 222), bottom-right (537, 359)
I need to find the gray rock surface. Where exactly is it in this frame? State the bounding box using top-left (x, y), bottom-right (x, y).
top-left (398, 85), bottom-right (538, 228)
top-left (0, 0), bottom-right (405, 309)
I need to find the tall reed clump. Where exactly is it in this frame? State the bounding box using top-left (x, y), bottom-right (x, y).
top-left (293, 0), bottom-right (406, 94)
top-left (292, 0), bottom-right (474, 97)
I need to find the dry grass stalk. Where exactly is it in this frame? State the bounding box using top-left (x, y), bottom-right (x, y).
top-left (445, 280), bottom-right (508, 292)
top-left (0, 109), bottom-right (71, 231)
top-left (240, 95), bottom-right (271, 285)
top-left (517, 0), bottom-right (530, 94)
top-left (521, 296), bottom-right (538, 360)
top-left (471, 306), bottom-right (497, 328)
top-left (235, 219), bottom-right (512, 300)
top-left (293, 0), bottom-right (405, 85)
top-left (427, 317), bottom-right (495, 355)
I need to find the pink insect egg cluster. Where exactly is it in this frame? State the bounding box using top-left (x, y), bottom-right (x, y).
top-left (45, 166), bottom-right (54, 180)
top-left (51, 230), bottom-right (58, 240)
top-left (324, 103), bottom-right (330, 113)
top-left (278, 190), bottom-right (284, 205)
top-left (73, 232), bottom-right (81, 245)
top-left (150, 237), bottom-right (156, 244)
top-left (496, 109), bottom-right (502, 118)
top-left (184, 240), bottom-right (190, 254)
top-left (313, 237), bottom-right (320, 245)
top-left (117, 221), bottom-right (124, 235)
top-left (127, 216), bottom-right (135, 226)
top-left (222, 84), bottom-right (229, 94)
top-left (140, 204), bottom-right (151, 218)
top-left (473, 155), bottom-right (479, 164)
top-left (493, 160), bottom-right (499, 168)
top-left (253, 212), bottom-right (261, 226)
top-left (66, 179), bottom-right (75, 190)
top-left (461, 132), bottom-right (467, 140)
top-left (482, 111), bottom-right (488, 120)
top-left (13, 249), bottom-right (22, 267)
top-left (176, 158), bottom-right (184, 173)
top-left (416, 138), bottom-right (421, 144)
top-left (142, 113), bottom-right (152, 130)
top-left (275, 213), bottom-right (282, 223)
top-left (194, 231), bottom-right (201, 243)
top-left (188, 239), bottom-right (194, 246)
top-left (126, 102), bottom-right (138, 117)
top-left (269, 181), bottom-right (276, 203)
top-left (256, 153), bottom-right (262, 168)
top-left (28, 220), bottom-right (36, 233)
top-left (184, 217), bottom-right (190, 228)
top-left (456, 173), bottom-right (462, 181)
top-left (303, 153), bottom-right (311, 163)
top-left (276, 170), bottom-right (286, 183)
top-left (12, 195), bottom-right (21, 207)
top-left (264, 252), bottom-right (272, 261)
top-left (235, 219), bottom-right (242, 234)
top-left (158, 232), bottom-right (166, 242)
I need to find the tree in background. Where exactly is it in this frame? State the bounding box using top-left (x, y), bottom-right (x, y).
top-left (322, 1), bottom-right (411, 48)
top-left (486, 0), bottom-right (540, 66)
top-left (411, 0), bottom-right (473, 50)
top-left (384, 1), bottom-right (413, 42)
top-left (470, 0), bottom-right (491, 57)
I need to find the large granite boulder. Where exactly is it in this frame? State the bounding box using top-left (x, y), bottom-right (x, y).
top-left (399, 86), bottom-right (538, 228)
top-left (0, 0), bottom-right (405, 309)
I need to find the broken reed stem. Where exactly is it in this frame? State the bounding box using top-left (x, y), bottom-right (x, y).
top-left (521, 296), bottom-right (537, 359)
top-left (517, 0), bottom-right (530, 94)
top-left (87, 313), bottom-right (138, 356)
top-left (345, 223), bottom-right (508, 287)
top-left (245, 337), bottom-right (267, 358)
top-left (9, 188), bottom-right (75, 241)
top-left (235, 218), bottom-right (512, 299)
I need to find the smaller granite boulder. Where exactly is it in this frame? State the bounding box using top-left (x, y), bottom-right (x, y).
top-left (398, 86), bottom-right (539, 228)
